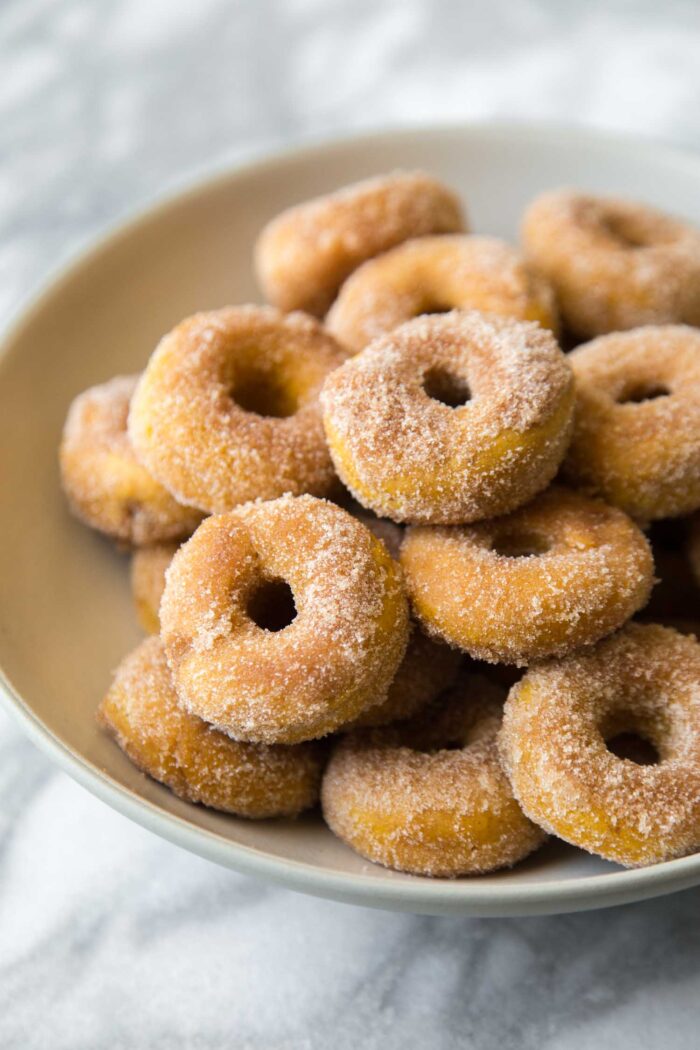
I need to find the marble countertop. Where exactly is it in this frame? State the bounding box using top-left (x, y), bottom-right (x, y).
top-left (3, 1), bottom-right (700, 1046)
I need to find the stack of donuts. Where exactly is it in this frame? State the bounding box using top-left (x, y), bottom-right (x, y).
top-left (60, 171), bottom-right (700, 877)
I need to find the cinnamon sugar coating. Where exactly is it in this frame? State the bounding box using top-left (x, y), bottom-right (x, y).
top-left (401, 487), bottom-right (654, 665)
top-left (564, 326), bottom-right (700, 520)
top-left (322, 673), bottom-right (546, 876)
top-left (60, 375), bottom-right (202, 545)
top-left (255, 172), bottom-right (466, 316)
top-left (128, 306), bottom-right (347, 515)
top-left (522, 190), bottom-right (700, 339)
top-left (130, 542), bottom-right (180, 633)
top-left (160, 495), bottom-right (410, 744)
top-left (98, 637), bottom-right (324, 818)
top-left (321, 311), bottom-right (574, 525)
top-left (499, 624), bottom-right (700, 867)
top-left (327, 234), bottom-right (558, 353)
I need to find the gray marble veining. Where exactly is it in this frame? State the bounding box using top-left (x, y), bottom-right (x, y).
top-left (2, 1), bottom-right (700, 1046)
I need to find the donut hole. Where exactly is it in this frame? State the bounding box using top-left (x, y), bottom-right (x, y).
top-left (422, 366), bottom-right (471, 408)
top-left (616, 382), bottom-right (670, 405)
top-left (246, 578), bottom-right (297, 632)
top-left (230, 368), bottom-right (298, 418)
top-left (600, 212), bottom-right (652, 250)
top-left (491, 530), bottom-right (551, 559)
top-left (605, 731), bottom-right (660, 766)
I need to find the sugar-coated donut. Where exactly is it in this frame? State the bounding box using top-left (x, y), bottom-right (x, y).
top-left (400, 487), bottom-right (653, 664)
top-left (522, 190), bottom-right (700, 339)
top-left (130, 542), bottom-right (179, 633)
top-left (327, 235), bottom-right (558, 353)
top-left (348, 625), bottom-right (462, 729)
top-left (160, 494), bottom-right (409, 744)
top-left (255, 172), bottom-right (466, 316)
top-left (499, 624), bottom-right (700, 867)
top-left (564, 326), bottom-right (700, 521)
top-left (60, 376), bottom-right (202, 545)
top-left (99, 637), bottom-right (324, 818)
top-left (128, 307), bottom-right (347, 515)
top-left (321, 311), bottom-right (574, 525)
top-left (322, 673), bottom-right (546, 876)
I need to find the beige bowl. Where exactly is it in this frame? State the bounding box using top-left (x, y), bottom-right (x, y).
top-left (3, 123), bottom-right (700, 916)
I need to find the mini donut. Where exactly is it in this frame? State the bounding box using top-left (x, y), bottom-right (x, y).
top-left (322, 673), bottom-right (546, 876)
top-left (321, 311), bottom-right (574, 525)
top-left (60, 376), bottom-right (202, 545)
top-left (499, 624), bottom-right (700, 867)
top-left (255, 172), bottom-right (466, 316)
top-left (327, 235), bottom-right (558, 354)
top-left (128, 306), bottom-right (347, 515)
top-left (99, 636), bottom-right (323, 818)
top-left (160, 494), bottom-right (410, 744)
top-left (400, 487), bottom-right (653, 665)
top-left (522, 190), bottom-right (700, 338)
top-left (564, 326), bottom-right (700, 521)
top-left (130, 542), bottom-right (179, 633)
top-left (348, 625), bottom-right (462, 729)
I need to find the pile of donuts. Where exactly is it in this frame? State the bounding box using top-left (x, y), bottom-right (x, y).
top-left (59, 171), bottom-right (700, 878)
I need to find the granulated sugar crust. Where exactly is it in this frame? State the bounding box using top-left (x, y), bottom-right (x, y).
top-left (60, 375), bottom-right (202, 545)
top-left (128, 306), bottom-right (347, 515)
top-left (499, 623), bottom-right (700, 867)
top-left (400, 486), bottom-right (654, 665)
top-left (322, 672), bottom-right (546, 877)
top-left (322, 310), bottom-right (574, 524)
top-left (160, 494), bottom-right (409, 744)
top-left (255, 171), bottom-right (466, 316)
top-left (98, 636), bottom-right (325, 818)
top-left (522, 190), bottom-right (700, 338)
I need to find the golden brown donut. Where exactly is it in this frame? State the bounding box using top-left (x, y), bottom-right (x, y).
top-left (255, 172), bottom-right (466, 316)
top-left (130, 542), bottom-right (179, 633)
top-left (400, 487), bottom-right (654, 665)
top-left (322, 673), bottom-right (546, 876)
top-left (160, 495), bottom-right (410, 744)
top-left (522, 190), bottom-right (700, 338)
top-left (322, 311), bottom-right (574, 525)
top-left (499, 624), bottom-right (700, 867)
top-left (60, 376), bottom-right (202, 545)
top-left (99, 637), bottom-right (324, 818)
top-left (327, 234), bottom-right (558, 353)
top-left (128, 306), bottom-right (347, 515)
top-left (564, 326), bottom-right (700, 521)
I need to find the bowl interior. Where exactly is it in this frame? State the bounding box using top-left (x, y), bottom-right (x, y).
top-left (2, 124), bottom-right (700, 915)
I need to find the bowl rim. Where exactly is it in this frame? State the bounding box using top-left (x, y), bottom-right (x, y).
top-left (3, 118), bottom-right (700, 916)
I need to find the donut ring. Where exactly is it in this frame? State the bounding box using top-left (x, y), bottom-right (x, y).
top-left (60, 376), bottom-right (202, 545)
top-left (130, 542), bottom-right (179, 634)
top-left (327, 235), bottom-right (558, 354)
top-left (321, 311), bottom-right (574, 525)
top-left (99, 636), bottom-right (324, 818)
top-left (522, 190), bottom-right (700, 338)
top-left (400, 487), bottom-right (654, 665)
top-left (160, 495), bottom-right (409, 744)
top-left (255, 172), bottom-right (466, 316)
top-left (128, 306), bottom-right (347, 515)
top-left (322, 673), bottom-right (546, 876)
top-left (499, 624), bottom-right (700, 867)
top-left (564, 326), bottom-right (700, 520)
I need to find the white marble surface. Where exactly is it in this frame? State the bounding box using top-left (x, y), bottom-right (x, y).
top-left (3, 1), bottom-right (700, 1046)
